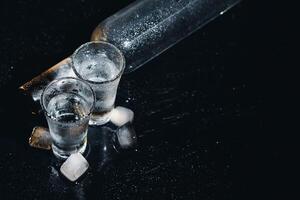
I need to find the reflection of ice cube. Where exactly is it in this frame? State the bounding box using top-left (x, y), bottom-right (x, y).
top-left (60, 153), bottom-right (89, 182)
top-left (110, 106), bottom-right (134, 127)
top-left (28, 126), bottom-right (52, 150)
top-left (116, 123), bottom-right (137, 149)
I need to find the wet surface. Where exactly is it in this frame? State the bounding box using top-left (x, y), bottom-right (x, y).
top-left (0, 0), bottom-right (291, 199)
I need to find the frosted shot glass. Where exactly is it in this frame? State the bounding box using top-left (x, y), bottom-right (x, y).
top-left (41, 77), bottom-right (95, 159)
top-left (71, 41), bottom-right (125, 126)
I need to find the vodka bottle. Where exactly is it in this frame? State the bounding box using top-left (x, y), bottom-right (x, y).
top-left (91, 0), bottom-right (241, 73)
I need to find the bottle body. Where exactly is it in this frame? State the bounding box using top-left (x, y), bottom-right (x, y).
top-left (20, 0), bottom-right (241, 101)
top-left (91, 0), bottom-right (241, 73)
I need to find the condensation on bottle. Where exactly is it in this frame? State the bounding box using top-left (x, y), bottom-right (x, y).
top-left (91, 0), bottom-right (241, 73)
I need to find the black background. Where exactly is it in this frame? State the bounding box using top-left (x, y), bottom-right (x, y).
top-left (0, 0), bottom-right (294, 199)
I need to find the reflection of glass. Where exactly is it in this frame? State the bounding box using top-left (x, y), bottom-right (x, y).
top-left (87, 126), bottom-right (118, 170)
top-left (41, 77), bottom-right (95, 159)
top-left (72, 41), bottom-right (125, 126)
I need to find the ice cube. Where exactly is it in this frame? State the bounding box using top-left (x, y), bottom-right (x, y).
top-left (60, 153), bottom-right (89, 182)
top-left (110, 106), bottom-right (134, 127)
top-left (29, 126), bottom-right (52, 150)
top-left (116, 123), bottom-right (137, 149)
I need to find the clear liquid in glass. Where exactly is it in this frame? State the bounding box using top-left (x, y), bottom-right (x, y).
top-left (46, 93), bottom-right (90, 158)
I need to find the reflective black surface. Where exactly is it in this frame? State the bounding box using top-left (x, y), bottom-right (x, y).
top-left (0, 0), bottom-right (291, 199)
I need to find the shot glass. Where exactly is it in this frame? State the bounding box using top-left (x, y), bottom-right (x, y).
top-left (71, 41), bottom-right (125, 125)
top-left (41, 77), bottom-right (95, 159)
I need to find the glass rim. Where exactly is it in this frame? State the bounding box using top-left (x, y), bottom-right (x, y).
top-left (71, 41), bottom-right (126, 85)
top-left (40, 77), bottom-right (96, 122)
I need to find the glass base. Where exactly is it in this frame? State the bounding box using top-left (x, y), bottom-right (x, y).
top-left (89, 110), bottom-right (112, 126)
top-left (52, 139), bottom-right (87, 159)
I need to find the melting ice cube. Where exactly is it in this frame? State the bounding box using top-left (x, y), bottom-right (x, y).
top-left (116, 123), bottom-right (137, 149)
top-left (60, 153), bottom-right (89, 182)
top-left (28, 126), bottom-right (52, 150)
top-left (110, 106), bottom-right (134, 127)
